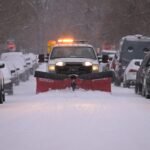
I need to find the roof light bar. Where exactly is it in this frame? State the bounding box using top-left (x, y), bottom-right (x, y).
top-left (58, 38), bottom-right (74, 43)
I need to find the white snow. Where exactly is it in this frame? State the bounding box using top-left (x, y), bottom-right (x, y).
top-left (0, 75), bottom-right (150, 150)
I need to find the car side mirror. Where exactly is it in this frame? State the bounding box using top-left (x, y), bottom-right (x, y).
top-left (11, 70), bottom-right (15, 74)
top-left (0, 63), bottom-right (5, 68)
top-left (135, 61), bottom-right (141, 66)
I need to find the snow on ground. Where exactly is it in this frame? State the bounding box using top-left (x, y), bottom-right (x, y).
top-left (0, 74), bottom-right (150, 150)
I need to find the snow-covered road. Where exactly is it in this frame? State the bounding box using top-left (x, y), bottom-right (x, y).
top-left (0, 76), bottom-right (150, 150)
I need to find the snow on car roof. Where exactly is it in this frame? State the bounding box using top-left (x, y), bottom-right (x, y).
top-left (121, 34), bottom-right (150, 42)
top-left (101, 49), bottom-right (117, 54)
top-left (127, 59), bottom-right (143, 68)
top-left (1, 52), bottom-right (24, 59)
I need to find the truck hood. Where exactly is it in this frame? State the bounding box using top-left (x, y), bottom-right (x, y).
top-left (49, 58), bottom-right (99, 65)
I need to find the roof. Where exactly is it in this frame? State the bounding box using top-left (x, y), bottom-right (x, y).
top-left (101, 49), bottom-right (117, 54)
top-left (121, 34), bottom-right (150, 42)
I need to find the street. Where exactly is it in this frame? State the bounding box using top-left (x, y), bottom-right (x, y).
top-left (0, 76), bottom-right (150, 150)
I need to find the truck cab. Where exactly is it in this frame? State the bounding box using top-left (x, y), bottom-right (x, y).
top-left (47, 41), bottom-right (100, 75)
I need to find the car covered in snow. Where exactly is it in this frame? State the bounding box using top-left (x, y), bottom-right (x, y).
top-left (123, 59), bottom-right (142, 87)
top-left (4, 60), bottom-right (20, 86)
top-left (24, 53), bottom-right (39, 75)
top-left (98, 49), bottom-right (117, 71)
top-left (1, 52), bottom-right (29, 82)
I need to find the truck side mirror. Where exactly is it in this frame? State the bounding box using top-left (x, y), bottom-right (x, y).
top-left (97, 55), bottom-right (102, 63)
top-left (38, 54), bottom-right (49, 63)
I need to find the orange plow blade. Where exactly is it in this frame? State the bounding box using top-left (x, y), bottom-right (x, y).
top-left (36, 78), bottom-right (71, 93)
top-left (77, 78), bottom-right (111, 92)
top-left (35, 71), bottom-right (113, 93)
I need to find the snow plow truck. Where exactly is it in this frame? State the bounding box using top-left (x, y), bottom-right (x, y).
top-left (34, 38), bottom-right (113, 93)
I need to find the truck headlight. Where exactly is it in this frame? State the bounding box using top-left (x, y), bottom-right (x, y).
top-left (92, 64), bottom-right (99, 72)
top-left (56, 61), bottom-right (65, 66)
top-left (48, 65), bottom-right (55, 71)
top-left (83, 61), bottom-right (92, 66)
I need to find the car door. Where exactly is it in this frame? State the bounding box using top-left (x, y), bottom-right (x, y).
top-left (138, 54), bottom-right (150, 84)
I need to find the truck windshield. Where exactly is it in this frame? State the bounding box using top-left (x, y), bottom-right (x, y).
top-left (50, 46), bottom-right (97, 59)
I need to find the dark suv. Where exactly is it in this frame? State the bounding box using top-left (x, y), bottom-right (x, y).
top-left (114, 35), bottom-right (150, 86)
top-left (135, 52), bottom-right (150, 98)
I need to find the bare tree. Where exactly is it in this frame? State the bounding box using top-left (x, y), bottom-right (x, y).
top-left (1, 0), bottom-right (150, 52)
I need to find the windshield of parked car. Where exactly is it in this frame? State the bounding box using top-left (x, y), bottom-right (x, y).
top-left (50, 46), bottom-right (97, 59)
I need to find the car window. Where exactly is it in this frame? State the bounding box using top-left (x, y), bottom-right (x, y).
top-left (134, 61), bottom-right (141, 66)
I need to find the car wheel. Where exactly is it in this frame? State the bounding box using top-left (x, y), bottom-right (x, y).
top-left (127, 84), bottom-right (130, 88)
top-left (135, 83), bottom-right (142, 94)
top-left (145, 89), bottom-right (150, 99)
top-left (1, 87), bottom-right (5, 102)
top-left (144, 83), bottom-right (150, 99)
top-left (15, 79), bottom-right (19, 86)
top-left (21, 74), bottom-right (27, 82)
top-left (135, 83), bottom-right (138, 94)
top-left (7, 82), bottom-right (13, 95)
top-left (114, 77), bottom-right (121, 86)
top-left (8, 89), bottom-right (13, 95)
top-left (145, 90), bottom-right (150, 98)
top-left (2, 92), bottom-right (5, 102)
top-left (138, 83), bottom-right (142, 95)
top-left (142, 86), bottom-right (145, 96)
top-left (0, 90), bottom-right (3, 104)
top-left (123, 81), bottom-right (127, 88)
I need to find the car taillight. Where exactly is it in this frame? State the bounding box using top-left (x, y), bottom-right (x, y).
top-left (129, 69), bottom-right (137, 72)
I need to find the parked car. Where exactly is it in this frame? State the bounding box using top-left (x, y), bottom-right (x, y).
top-left (23, 53), bottom-right (38, 75)
top-left (135, 52), bottom-right (150, 98)
top-left (123, 59), bottom-right (142, 88)
top-left (114, 35), bottom-right (150, 86)
top-left (4, 60), bottom-right (20, 86)
top-left (1, 52), bottom-right (29, 81)
top-left (98, 49), bottom-right (117, 72)
top-left (0, 61), bottom-right (13, 95)
top-left (0, 63), bottom-right (5, 104)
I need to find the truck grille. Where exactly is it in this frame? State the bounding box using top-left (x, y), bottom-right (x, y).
top-left (55, 63), bottom-right (92, 75)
